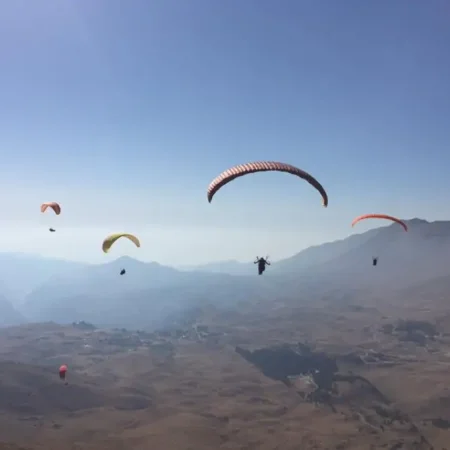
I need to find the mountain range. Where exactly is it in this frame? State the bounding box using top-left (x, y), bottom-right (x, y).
top-left (1, 218), bottom-right (450, 329)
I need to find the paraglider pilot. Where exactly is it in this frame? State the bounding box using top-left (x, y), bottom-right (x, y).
top-left (254, 256), bottom-right (270, 275)
top-left (372, 257), bottom-right (378, 267)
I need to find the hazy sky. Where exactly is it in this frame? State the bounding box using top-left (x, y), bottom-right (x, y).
top-left (1, 0), bottom-right (449, 265)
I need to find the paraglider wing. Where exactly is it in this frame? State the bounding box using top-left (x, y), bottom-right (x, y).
top-left (102, 233), bottom-right (141, 254)
top-left (41, 202), bottom-right (61, 215)
top-left (351, 214), bottom-right (408, 232)
top-left (59, 364), bottom-right (67, 380)
top-left (207, 161), bottom-right (328, 207)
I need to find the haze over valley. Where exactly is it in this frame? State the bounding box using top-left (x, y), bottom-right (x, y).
top-left (0, 220), bottom-right (449, 448)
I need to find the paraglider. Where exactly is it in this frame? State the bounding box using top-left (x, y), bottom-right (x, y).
top-left (102, 233), bottom-right (140, 275)
top-left (207, 161), bottom-right (328, 207)
top-left (351, 214), bottom-right (408, 266)
top-left (59, 364), bottom-right (68, 382)
top-left (254, 256), bottom-right (270, 275)
top-left (41, 202), bottom-right (61, 232)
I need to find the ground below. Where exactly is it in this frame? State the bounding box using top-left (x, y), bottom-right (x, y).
top-left (0, 291), bottom-right (450, 450)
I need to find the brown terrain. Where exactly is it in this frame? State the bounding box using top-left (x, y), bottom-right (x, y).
top-left (0, 285), bottom-right (449, 450)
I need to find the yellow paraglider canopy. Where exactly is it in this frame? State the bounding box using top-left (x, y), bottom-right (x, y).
top-left (102, 233), bottom-right (141, 254)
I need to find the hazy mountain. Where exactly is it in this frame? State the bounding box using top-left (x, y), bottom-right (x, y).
top-left (0, 252), bottom-right (87, 305)
top-left (273, 226), bottom-right (383, 273)
top-left (7, 217), bottom-right (450, 329)
top-left (0, 292), bottom-right (26, 327)
top-left (179, 259), bottom-right (254, 275)
top-left (273, 219), bottom-right (450, 287)
top-left (23, 263), bottom-right (281, 328)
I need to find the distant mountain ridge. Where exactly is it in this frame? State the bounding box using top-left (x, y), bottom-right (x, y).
top-left (179, 259), bottom-right (254, 275)
top-left (0, 217), bottom-right (449, 329)
top-left (274, 218), bottom-right (450, 284)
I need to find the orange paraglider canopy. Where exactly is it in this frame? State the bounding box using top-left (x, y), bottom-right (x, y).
top-left (351, 214), bottom-right (408, 232)
top-left (41, 202), bottom-right (61, 215)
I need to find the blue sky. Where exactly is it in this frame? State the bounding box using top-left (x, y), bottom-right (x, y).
top-left (0, 0), bottom-right (449, 265)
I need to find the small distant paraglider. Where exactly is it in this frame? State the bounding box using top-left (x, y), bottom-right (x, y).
top-left (102, 233), bottom-right (140, 275)
top-left (59, 364), bottom-right (68, 384)
top-left (351, 214), bottom-right (408, 266)
top-left (41, 202), bottom-right (61, 232)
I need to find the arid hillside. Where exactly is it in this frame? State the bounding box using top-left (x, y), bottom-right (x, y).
top-left (0, 287), bottom-right (450, 450)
